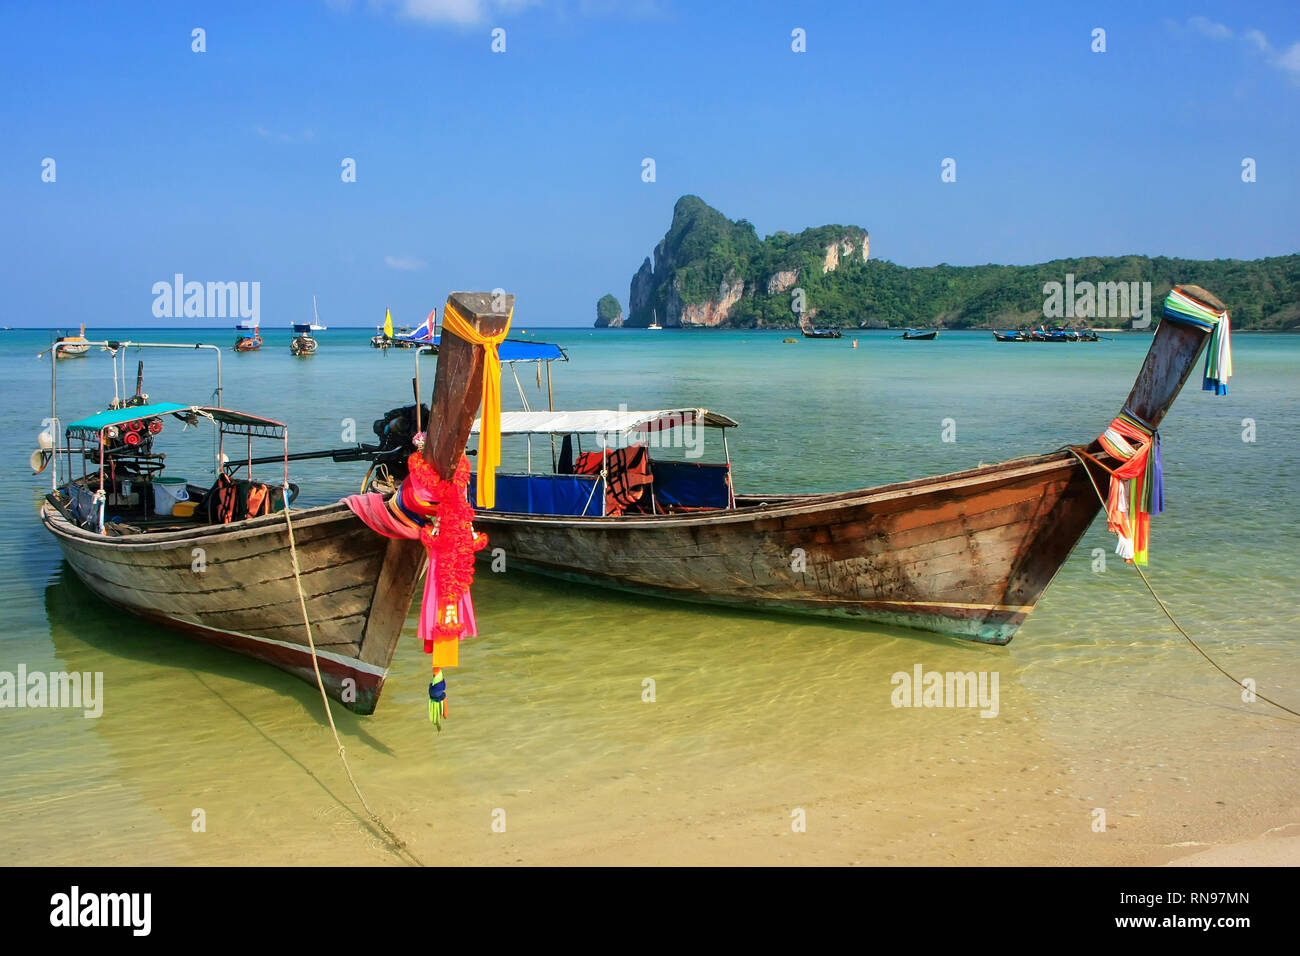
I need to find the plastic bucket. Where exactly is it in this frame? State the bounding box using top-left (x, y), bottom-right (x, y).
top-left (153, 477), bottom-right (189, 515)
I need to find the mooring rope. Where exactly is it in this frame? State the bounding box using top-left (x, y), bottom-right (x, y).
top-left (1067, 448), bottom-right (1300, 720)
top-left (281, 489), bottom-right (424, 863)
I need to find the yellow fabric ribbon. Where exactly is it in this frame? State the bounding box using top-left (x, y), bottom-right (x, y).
top-left (439, 298), bottom-right (512, 508)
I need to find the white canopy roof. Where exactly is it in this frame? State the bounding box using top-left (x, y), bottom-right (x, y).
top-left (470, 408), bottom-right (737, 438)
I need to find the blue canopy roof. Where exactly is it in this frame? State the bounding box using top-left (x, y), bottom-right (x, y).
top-left (65, 402), bottom-right (192, 434)
top-left (426, 337), bottom-right (565, 363)
top-left (66, 403), bottom-right (285, 437)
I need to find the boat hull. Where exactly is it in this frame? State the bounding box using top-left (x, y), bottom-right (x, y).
top-left (473, 451), bottom-right (1107, 644)
top-left (42, 501), bottom-right (423, 712)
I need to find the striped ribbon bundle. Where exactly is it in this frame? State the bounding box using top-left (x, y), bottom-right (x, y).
top-left (1162, 287), bottom-right (1233, 395)
top-left (1097, 410), bottom-right (1163, 565)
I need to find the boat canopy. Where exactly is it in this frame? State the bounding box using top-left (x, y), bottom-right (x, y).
top-left (292, 323), bottom-right (325, 333)
top-left (426, 337), bottom-right (566, 363)
top-left (66, 404), bottom-right (286, 439)
top-left (471, 408), bottom-right (738, 438)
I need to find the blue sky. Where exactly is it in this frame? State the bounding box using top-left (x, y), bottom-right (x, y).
top-left (2, 0), bottom-right (1297, 328)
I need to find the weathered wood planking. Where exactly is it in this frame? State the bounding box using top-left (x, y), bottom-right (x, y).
top-left (473, 452), bottom-right (1100, 643)
top-left (42, 501), bottom-right (423, 713)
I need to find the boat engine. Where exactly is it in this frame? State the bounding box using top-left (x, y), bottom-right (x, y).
top-left (371, 403), bottom-right (431, 481)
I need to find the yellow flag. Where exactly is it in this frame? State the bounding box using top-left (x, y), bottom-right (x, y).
top-left (383, 309), bottom-right (393, 338)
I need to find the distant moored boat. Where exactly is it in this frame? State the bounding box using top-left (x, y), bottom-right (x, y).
top-left (54, 324), bottom-right (91, 359)
top-left (234, 321), bottom-right (261, 352)
top-left (291, 297), bottom-right (326, 355)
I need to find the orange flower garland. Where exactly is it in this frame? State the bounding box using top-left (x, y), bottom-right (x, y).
top-left (404, 451), bottom-right (488, 647)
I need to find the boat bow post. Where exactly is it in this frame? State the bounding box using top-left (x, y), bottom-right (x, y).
top-left (348, 291), bottom-right (512, 722)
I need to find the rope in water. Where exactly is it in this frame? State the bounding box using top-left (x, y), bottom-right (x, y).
top-left (281, 490), bottom-right (423, 863)
top-left (1066, 449), bottom-right (1300, 721)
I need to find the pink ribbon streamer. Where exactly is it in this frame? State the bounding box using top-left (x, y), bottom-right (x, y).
top-left (343, 492), bottom-right (477, 652)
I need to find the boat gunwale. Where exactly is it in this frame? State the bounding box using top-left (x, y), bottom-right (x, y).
top-left (40, 498), bottom-right (357, 550)
top-left (45, 446), bottom-right (1101, 545)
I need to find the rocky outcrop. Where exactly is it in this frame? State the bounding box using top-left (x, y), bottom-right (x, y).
top-left (822, 243), bottom-right (839, 274)
top-left (595, 293), bottom-right (624, 328)
top-left (767, 269), bottom-right (799, 295)
top-left (823, 237), bottom-right (869, 273)
top-left (675, 275), bottom-right (745, 327)
top-left (628, 257), bottom-right (656, 322)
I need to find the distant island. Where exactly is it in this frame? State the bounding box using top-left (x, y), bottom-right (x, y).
top-left (595, 195), bottom-right (1300, 330)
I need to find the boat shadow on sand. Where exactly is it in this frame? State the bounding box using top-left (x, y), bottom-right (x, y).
top-left (42, 564), bottom-right (396, 756)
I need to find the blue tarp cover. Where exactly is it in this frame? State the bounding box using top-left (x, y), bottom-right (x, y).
top-left (469, 472), bottom-right (603, 515)
top-left (651, 460), bottom-right (731, 509)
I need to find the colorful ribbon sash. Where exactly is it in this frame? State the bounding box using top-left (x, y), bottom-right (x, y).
top-left (1161, 288), bottom-right (1233, 395)
top-left (440, 298), bottom-right (512, 508)
top-left (1097, 410), bottom-right (1163, 566)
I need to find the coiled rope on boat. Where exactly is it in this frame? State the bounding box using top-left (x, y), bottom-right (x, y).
top-left (1066, 448), bottom-right (1300, 721)
top-left (281, 489), bottom-right (423, 864)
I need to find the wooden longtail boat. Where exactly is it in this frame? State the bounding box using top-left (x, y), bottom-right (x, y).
top-left (452, 286), bottom-right (1223, 645)
top-left (901, 328), bottom-right (937, 340)
top-left (233, 321), bottom-right (262, 351)
top-left (291, 298), bottom-right (326, 355)
top-left (290, 323), bottom-right (319, 355)
top-left (38, 293), bottom-right (509, 713)
top-left (53, 324), bottom-right (91, 358)
top-left (43, 499), bottom-right (422, 712)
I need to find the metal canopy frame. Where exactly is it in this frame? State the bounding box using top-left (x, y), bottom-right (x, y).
top-left (47, 340), bottom-right (224, 492)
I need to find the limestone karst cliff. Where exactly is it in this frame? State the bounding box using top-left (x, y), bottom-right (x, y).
top-left (599, 195), bottom-right (1299, 329)
top-left (620, 195), bottom-right (868, 329)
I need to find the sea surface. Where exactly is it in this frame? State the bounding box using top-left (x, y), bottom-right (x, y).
top-left (1, 326), bottom-right (1296, 865)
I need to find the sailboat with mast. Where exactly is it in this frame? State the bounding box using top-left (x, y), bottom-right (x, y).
top-left (371, 309), bottom-right (394, 349)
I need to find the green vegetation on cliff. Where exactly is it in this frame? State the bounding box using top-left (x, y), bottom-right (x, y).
top-left (611, 196), bottom-right (1300, 330)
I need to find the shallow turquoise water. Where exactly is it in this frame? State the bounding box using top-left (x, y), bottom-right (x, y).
top-left (0, 326), bottom-right (1296, 864)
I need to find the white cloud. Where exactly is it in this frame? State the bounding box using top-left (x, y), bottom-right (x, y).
top-left (1188, 15), bottom-right (1232, 41)
top-left (335, 0), bottom-right (663, 27)
top-left (385, 255), bottom-right (427, 271)
top-left (1185, 17), bottom-right (1300, 82)
top-left (1276, 42), bottom-right (1300, 75)
top-left (363, 0), bottom-right (539, 25)
top-left (1243, 28), bottom-right (1271, 53)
